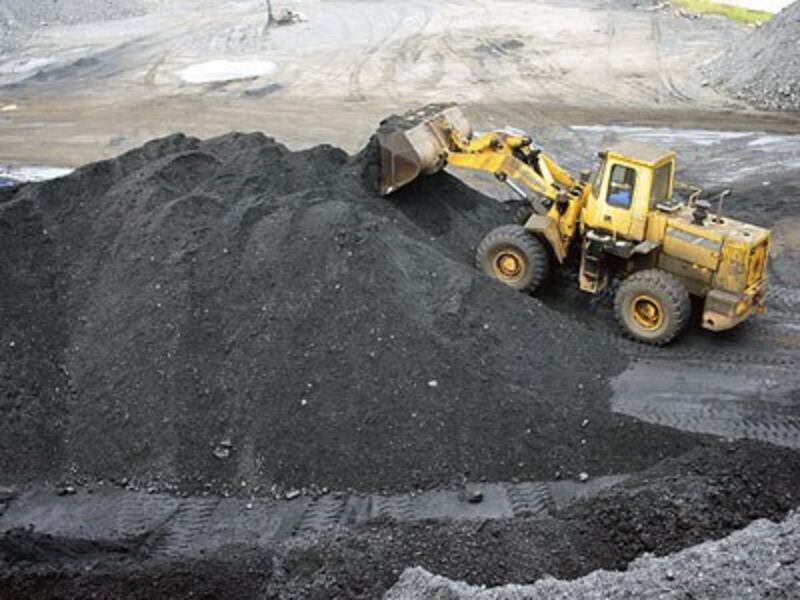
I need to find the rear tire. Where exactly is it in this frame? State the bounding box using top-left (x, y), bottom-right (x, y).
top-left (614, 269), bottom-right (691, 345)
top-left (475, 224), bottom-right (550, 292)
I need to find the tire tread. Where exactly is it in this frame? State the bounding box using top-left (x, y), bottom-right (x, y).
top-left (475, 224), bottom-right (550, 292)
top-left (614, 269), bottom-right (691, 345)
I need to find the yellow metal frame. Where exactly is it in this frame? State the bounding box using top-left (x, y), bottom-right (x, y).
top-left (443, 130), bottom-right (588, 262)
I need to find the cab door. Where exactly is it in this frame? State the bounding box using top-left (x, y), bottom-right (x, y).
top-left (594, 162), bottom-right (647, 241)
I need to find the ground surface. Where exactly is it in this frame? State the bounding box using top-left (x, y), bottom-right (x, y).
top-left (3, 440), bottom-right (800, 598)
top-left (1, 1), bottom-right (800, 599)
top-left (1, 0), bottom-right (800, 168)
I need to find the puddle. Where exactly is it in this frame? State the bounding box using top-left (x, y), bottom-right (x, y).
top-left (178, 59), bottom-right (277, 84)
top-left (0, 165), bottom-right (74, 183)
top-left (570, 125), bottom-right (755, 147)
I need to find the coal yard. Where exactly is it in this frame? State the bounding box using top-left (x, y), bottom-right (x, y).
top-left (1, 1), bottom-right (800, 598)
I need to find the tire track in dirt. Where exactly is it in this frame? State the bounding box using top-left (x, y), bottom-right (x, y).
top-left (651, 14), bottom-right (692, 105)
top-left (768, 284), bottom-right (800, 313)
top-left (0, 477), bottom-right (625, 558)
top-left (153, 497), bottom-right (220, 558)
top-left (612, 286), bottom-right (800, 449)
top-left (613, 383), bottom-right (800, 449)
top-left (291, 495), bottom-right (348, 537)
top-left (506, 482), bottom-right (553, 517)
top-left (597, 5), bottom-right (667, 109)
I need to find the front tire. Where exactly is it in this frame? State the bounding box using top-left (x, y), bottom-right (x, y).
top-left (614, 269), bottom-right (691, 345)
top-left (475, 224), bottom-right (550, 292)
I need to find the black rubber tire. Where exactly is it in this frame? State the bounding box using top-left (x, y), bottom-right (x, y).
top-left (514, 204), bottom-right (534, 225)
top-left (475, 224), bottom-right (550, 293)
top-left (614, 269), bottom-right (691, 345)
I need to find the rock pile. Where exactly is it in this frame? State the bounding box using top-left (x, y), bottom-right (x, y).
top-left (705, 1), bottom-right (800, 112)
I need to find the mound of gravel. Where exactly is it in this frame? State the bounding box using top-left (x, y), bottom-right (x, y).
top-left (0, 130), bottom-right (709, 496)
top-left (705, 1), bottom-right (800, 112)
top-left (388, 508), bottom-right (800, 599)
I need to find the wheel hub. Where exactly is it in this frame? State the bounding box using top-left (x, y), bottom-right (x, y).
top-left (632, 295), bottom-right (664, 331)
top-left (494, 250), bottom-right (525, 280)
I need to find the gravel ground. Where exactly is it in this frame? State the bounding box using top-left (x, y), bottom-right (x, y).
top-left (387, 510), bottom-right (800, 599)
top-left (0, 0), bottom-right (157, 53)
top-left (0, 0), bottom-right (153, 27)
top-left (705, 0), bottom-right (800, 112)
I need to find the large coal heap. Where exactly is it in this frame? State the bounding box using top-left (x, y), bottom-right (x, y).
top-left (0, 132), bottom-right (700, 494)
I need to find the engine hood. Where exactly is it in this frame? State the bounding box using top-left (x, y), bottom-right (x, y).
top-left (658, 203), bottom-right (770, 294)
top-left (664, 204), bottom-right (770, 249)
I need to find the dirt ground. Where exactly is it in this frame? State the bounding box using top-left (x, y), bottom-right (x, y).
top-left (1, 1), bottom-right (800, 598)
top-left (1, 0), bottom-right (800, 168)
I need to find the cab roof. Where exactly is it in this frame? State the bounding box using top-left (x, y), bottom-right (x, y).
top-left (605, 139), bottom-right (675, 167)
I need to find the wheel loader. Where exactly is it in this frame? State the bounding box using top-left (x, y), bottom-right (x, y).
top-left (376, 104), bottom-right (770, 345)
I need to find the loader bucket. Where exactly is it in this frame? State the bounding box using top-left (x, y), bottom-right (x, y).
top-left (377, 104), bottom-right (472, 196)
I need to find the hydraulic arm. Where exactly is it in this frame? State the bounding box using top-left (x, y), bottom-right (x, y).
top-left (378, 104), bottom-right (590, 260)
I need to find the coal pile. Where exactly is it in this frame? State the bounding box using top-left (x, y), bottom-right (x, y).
top-left (1, 131), bottom-right (704, 495)
top-left (705, 1), bottom-right (800, 112)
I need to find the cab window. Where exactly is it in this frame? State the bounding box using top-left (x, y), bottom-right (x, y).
top-left (607, 164), bottom-right (636, 209)
top-left (591, 158), bottom-right (606, 192)
top-left (651, 162), bottom-right (673, 207)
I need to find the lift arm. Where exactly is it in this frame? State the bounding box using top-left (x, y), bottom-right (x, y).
top-left (377, 104), bottom-right (590, 260)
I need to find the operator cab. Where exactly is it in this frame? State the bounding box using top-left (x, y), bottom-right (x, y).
top-left (585, 140), bottom-right (676, 241)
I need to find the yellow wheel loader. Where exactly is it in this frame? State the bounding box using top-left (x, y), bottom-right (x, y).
top-left (377, 104), bottom-right (770, 345)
